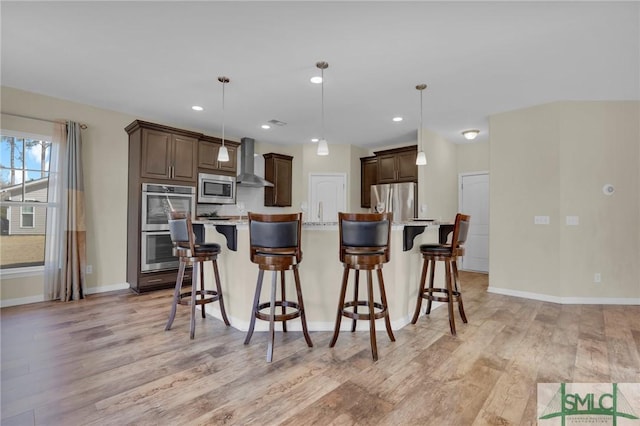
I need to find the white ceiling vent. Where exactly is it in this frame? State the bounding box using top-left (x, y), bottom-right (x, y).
top-left (267, 119), bottom-right (287, 126)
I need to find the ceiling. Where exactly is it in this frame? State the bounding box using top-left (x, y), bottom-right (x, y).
top-left (1, 2), bottom-right (638, 149)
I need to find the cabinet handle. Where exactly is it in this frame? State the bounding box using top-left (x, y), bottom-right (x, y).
top-left (147, 278), bottom-right (163, 283)
top-left (318, 201), bottom-right (323, 221)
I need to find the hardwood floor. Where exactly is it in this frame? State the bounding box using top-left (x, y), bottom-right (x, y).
top-left (2, 272), bottom-right (639, 425)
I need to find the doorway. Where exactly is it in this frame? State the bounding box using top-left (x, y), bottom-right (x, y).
top-left (308, 173), bottom-right (346, 223)
top-left (458, 172), bottom-right (489, 272)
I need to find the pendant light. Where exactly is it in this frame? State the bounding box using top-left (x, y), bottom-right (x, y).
top-left (217, 76), bottom-right (230, 162)
top-left (415, 84), bottom-right (427, 166)
top-left (316, 61), bottom-right (329, 156)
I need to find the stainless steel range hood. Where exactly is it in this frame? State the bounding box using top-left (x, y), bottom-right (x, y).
top-left (236, 137), bottom-right (274, 187)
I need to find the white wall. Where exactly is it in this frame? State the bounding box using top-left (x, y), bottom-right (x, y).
top-left (489, 101), bottom-right (640, 301)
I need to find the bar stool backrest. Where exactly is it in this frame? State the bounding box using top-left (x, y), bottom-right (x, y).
top-left (339, 212), bottom-right (392, 264)
top-left (451, 213), bottom-right (471, 256)
top-left (248, 212), bottom-right (302, 264)
top-left (168, 210), bottom-right (197, 254)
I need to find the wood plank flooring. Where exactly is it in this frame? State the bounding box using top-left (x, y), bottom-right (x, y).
top-left (2, 272), bottom-right (639, 425)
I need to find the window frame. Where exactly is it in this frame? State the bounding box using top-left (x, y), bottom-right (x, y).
top-left (0, 129), bottom-right (53, 275)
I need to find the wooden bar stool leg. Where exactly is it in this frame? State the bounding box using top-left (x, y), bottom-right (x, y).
top-left (200, 262), bottom-right (206, 319)
top-left (411, 256), bottom-right (429, 324)
top-left (445, 259), bottom-right (456, 336)
top-left (452, 260), bottom-right (468, 323)
top-left (351, 270), bottom-right (360, 332)
top-left (367, 270), bottom-right (378, 361)
top-left (267, 271), bottom-right (277, 363)
top-left (244, 269), bottom-right (264, 345)
top-left (189, 261), bottom-right (200, 339)
top-left (426, 258), bottom-right (436, 314)
top-left (280, 270), bottom-right (287, 332)
top-left (212, 260), bottom-right (230, 326)
top-left (377, 269), bottom-right (395, 342)
top-left (330, 267), bottom-right (350, 348)
top-left (293, 266), bottom-right (313, 347)
top-left (165, 259), bottom-right (186, 331)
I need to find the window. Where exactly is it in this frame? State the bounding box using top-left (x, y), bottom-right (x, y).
top-left (0, 131), bottom-right (52, 270)
top-left (20, 205), bottom-right (35, 228)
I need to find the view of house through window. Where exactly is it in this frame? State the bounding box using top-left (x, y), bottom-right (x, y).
top-left (0, 132), bottom-right (51, 269)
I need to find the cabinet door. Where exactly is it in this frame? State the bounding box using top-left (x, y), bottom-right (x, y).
top-left (141, 129), bottom-right (172, 179)
top-left (264, 153), bottom-right (292, 207)
top-left (198, 140), bottom-right (238, 174)
top-left (171, 135), bottom-right (198, 182)
top-left (377, 154), bottom-right (397, 183)
top-left (361, 157), bottom-right (377, 208)
top-left (198, 140), bottom-right (218, 170)
top-left (396, 150), bottom-right (418, 182)
top-left (217, 144), bottom-right (237, 174)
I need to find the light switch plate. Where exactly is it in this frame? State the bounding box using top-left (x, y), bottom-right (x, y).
top-left (534, 216), bottom-right (550, 225)
top-left (566, 216), bottom-right (579, 226)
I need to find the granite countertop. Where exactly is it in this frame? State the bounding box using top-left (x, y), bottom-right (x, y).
top-left (195, 219), bottom-right (439, 228)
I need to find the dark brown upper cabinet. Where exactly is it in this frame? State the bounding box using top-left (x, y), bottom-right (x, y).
top-left (198, 136), bottom-right (238, 176)
top-left (374, 145), bottom-right (418, 184)
top-left (263, 153), bottom-right (293, 207)
top-left (360, 156), bottom-right (378, 208)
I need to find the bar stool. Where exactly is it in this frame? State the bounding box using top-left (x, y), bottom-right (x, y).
top-left (411, 213), bottom-right (470, 335)
top-left (244, 212), bottom-right (313, 362)
top-left (329, 212), bottom-right (395, 361)
top-left (165, 211), bottom-right (230, 339)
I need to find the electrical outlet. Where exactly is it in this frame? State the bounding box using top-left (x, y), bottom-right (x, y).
top-left (86, 264), bottom-right (93, 274)
top-left (593, 273), bottom-right (601, 283)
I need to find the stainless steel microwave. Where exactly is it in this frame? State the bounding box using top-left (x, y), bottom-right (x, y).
top-left (198, 173), bottom-right (236, 204)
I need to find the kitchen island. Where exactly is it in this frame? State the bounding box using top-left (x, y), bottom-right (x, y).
top-left (194, 219), bottom-right (443, 332)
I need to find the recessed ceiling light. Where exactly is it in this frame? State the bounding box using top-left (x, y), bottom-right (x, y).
top-left (311, 138), bottom-right (319, 143)
top-left (462, 129), bottom-right (480, 140)
top-left (310, 76), bottom-right (323, 84)
top-left (191, 105), bottom-right (204, 111)
top-left (392, 117), bottom-right (403, 122)
top-left (261, 124), bottom-right (271, 129)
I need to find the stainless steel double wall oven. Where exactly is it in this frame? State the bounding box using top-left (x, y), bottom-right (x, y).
top-left (140, 183), bottom-right (196, 272)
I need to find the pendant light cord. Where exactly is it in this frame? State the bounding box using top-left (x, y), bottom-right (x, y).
top-left (419, 87), bottom-right (423, 151)
top-left (321, 67), bottom-right (325, 140)
top-left (221, 79), bottom-right (226, 148)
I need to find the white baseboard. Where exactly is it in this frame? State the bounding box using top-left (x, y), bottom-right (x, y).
top-left (487, 286), bottom-right (640, 305)
top-left (85, 282), bottom-right (130, 294)
top-left (1, 294), bottom-right (46, 308)
top-left (1, 282), bottom-right (130, 308)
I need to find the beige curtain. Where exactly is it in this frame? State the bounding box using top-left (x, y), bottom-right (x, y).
top-left (44, 121), bottom-right (87, 301)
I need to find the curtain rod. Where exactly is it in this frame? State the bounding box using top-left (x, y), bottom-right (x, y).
top-left (1, 112), bottom-right (88, 129)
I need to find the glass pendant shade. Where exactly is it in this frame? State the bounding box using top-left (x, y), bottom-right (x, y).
top-left (416, 150), bottom-right (427, 165)
top-left (217, 145), bottom-right (229, 162)
top-left (317, 139), bottom-right (329, 156)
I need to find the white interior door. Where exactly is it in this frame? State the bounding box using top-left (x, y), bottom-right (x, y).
top-left (309, 173), bottom-right (346, 223)
top-left (459, 172), bottom-right (489, 272)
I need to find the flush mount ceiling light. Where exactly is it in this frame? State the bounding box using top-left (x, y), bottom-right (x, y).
top-left (316, 61), bottom-right (329, 156)
top-left (261, 124), bottom-right (271, 129)
top-left (192, 105), bottom-right (204, 111)
top-left (462, 129), bottom-right (480, 140)
top-left (310, 76), bottom-right (323, 84)
top-left (415, 84), bottom-right (428, 166)
top-left (217, 76), bottom-right (230, 162)
top-left (392, 117), bottom-right (403, 122)
top-left (311, 138), bottom-right (319, 143)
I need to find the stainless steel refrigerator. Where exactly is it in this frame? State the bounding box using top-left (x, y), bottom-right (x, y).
top-left (370, 182), bottom-right (417, 221)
